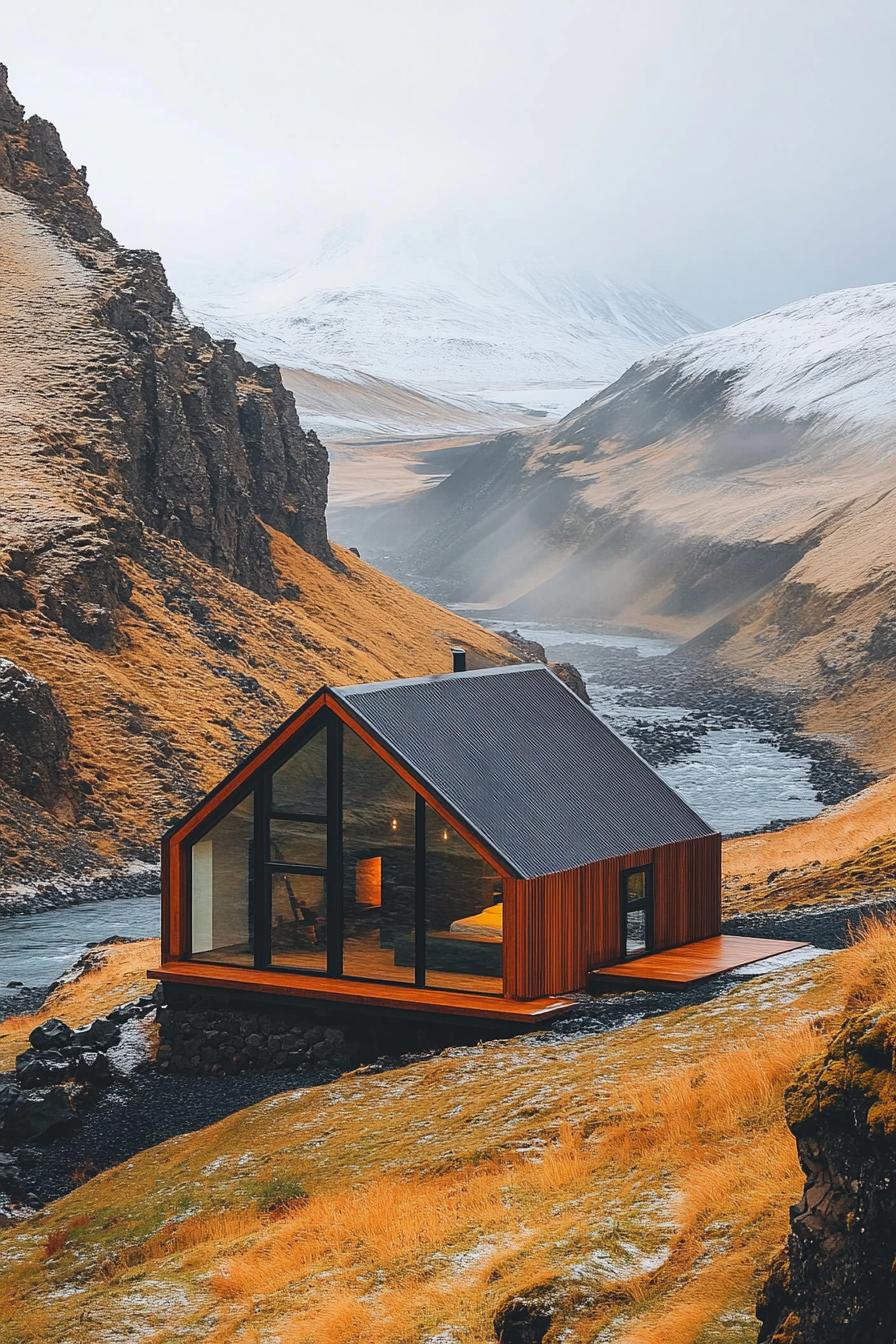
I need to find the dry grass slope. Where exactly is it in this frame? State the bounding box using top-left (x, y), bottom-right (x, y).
top-left (0, 939), bottom-right (158, 1070)
top-left (6, 924), bottom-right (896, 1343)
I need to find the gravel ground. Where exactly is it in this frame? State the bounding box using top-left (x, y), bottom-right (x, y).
top-left (16, 1063), bottom-right (340, 1206)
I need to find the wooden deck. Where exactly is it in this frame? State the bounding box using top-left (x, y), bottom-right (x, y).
top-left (149, 961), bottom-right (575, 1023)
top-left (586, 934), bottom-right (809, 991)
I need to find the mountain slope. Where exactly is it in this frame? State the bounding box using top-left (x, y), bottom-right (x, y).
top-left (179, 219), bottom-right (705, 431)
top-left (364, 285), bottom-right (896, 771)
top-left (0, 66), bottom-right (511, 896)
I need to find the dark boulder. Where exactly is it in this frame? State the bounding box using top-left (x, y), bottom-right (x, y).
top-left (16, 1048), bottom-right (72, 1088)
top-left (0, 1080), bottom-right (22, 1116)
top-left (4, 1087), bottom-right (75, 1143)
top-left (0, 1152), bottom-right (26, 1200)
top-left (29, 1017), bottom-right (74, 1052)
top-left (493, 1289), bottom-right (555, 1344)
top-left (71, 1018), bottom-right (121, 1051)
top-left (550, 660), bottom-right (590, 704)
top-left (75, 1050), bottom-right (113, 1085)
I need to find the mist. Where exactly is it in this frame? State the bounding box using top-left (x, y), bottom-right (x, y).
top-left (3, 0), bottom-right (896, 325)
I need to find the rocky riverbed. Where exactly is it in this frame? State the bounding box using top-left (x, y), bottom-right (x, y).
top-left (483, 619), bottom-right (873, 833)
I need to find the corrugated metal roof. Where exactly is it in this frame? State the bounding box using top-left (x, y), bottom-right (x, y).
top-left (333, 664), bottom-right (716, 879)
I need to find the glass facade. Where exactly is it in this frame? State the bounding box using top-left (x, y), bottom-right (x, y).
top-left (425, 806), bottom-right (503, 991)
top-left (271, 725), bottom-right (327, 818)
top-left (187, 713), bottom-right (502, 994)
top-left (190, 792), bottom-right (254, 965)
top-left (342, 729), bottom-right (416, 983)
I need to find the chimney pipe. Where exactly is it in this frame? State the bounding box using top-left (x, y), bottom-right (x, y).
top-left (451, 647), bottom-right (467, 673)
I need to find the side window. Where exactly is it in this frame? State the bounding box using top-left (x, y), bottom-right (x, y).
top-left (190, 792), bottom-right (254, 965)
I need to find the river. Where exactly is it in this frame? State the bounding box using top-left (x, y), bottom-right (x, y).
top-left (475, 617), bottom-right (824, 835)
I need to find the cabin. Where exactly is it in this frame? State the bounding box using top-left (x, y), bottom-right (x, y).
top-left (152, 657), bottom-right (738, 1026)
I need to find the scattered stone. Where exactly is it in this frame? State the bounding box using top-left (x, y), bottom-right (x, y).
top-left (16, 1049), bottom-right (72, 1088)
top-left (4, 1088), bottom-right (75, 1144)
top-left (70, 1018), bottom-right (121, 1051)
top-left (29, 1017), bottom-right (74, 1052)
top-left (0, 1080), bottom-right (22, 1115)
top-left (75, 1050), bottom-right (113, 1085)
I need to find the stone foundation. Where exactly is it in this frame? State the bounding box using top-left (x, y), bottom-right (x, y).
top-left (155, 984), bottom-right (524, 1075)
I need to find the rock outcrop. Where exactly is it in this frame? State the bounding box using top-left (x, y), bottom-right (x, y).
top-left (0, 63), bottom-right (515, 893)
top-left (0, 659), bottom-right (73, 810)
top-left (0, 59), bottom-right (332, 622)
top-left (757, 1006), bottom-right (896, 1343)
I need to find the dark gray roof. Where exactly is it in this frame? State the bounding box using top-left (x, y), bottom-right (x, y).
top-left (333, 664), bottom-right (715, 879)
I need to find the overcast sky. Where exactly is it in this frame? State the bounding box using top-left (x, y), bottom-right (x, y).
top-left (4, 0), bottom-right (896, 325)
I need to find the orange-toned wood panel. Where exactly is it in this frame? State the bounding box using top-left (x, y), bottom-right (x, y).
top-left (150, 961), bottom-right (574, 1022)
top-left (506, 834), bottom-right (722, 1000)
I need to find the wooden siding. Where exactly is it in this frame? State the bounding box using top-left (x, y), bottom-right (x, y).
top-left (505, 833), bottom-right (721, 999)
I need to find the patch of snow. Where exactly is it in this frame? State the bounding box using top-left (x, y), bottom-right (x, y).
top-left (107, 1018), bottom-right (153, 1075)
top-left (174, 217), bottom-right (704, 434)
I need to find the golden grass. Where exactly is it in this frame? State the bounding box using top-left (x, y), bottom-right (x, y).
top-left (0, 529), bottom-right (511, 884)
top-left (5, 922), bottom-right (896, 1343)
top-left (723, 774), bottom-right (896, 915)
top-left (0, 937), bottom-right (158, 1070)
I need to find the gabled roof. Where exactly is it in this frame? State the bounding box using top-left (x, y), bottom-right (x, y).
top-left (332, 663), bottom-right (716, 880)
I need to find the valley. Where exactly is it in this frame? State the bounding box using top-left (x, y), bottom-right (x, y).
top-left (0, 42), bottom-right (894, 1344)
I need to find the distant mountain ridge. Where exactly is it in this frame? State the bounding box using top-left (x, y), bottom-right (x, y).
top-left (178, 219), bottom-right (705, 436)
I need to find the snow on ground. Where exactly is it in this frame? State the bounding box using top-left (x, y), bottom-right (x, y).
top-left (650, 282), bottom-right (896, 427)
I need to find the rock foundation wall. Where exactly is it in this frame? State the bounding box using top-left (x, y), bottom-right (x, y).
top-left (155, 986), bottom-right (518, 1075)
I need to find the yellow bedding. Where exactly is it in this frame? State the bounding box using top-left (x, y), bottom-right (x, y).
top-left (449, 902), bottom-right (504, 940)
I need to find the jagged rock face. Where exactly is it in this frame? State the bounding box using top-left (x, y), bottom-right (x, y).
top-left (757, 1007), bottom-right (896, 1343)
top-left (0, 61), bottom-right (332, 624)
top-left (0, 659), bottom-right (73, 808)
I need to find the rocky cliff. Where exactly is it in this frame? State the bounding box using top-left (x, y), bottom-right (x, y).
top-left (0, 65), bottom-right (511, 896)
top-left (757, 1004), bottom-right (896, 1343)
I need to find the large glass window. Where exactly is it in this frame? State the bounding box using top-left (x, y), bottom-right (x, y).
top-left (186, 715), bottom-right (505, 995)
top-left (272, 727), bottom-right (327, 817)
top-left (190, 793), bottom-right (254, 965)
top-left (269, 726), bottom-right (329, 973)
top-left (342, 731), bottom-right (416, 984)
top-left (424, 806), bottom-right (503, 993)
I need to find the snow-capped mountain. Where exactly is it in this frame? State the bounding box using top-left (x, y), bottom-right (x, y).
top-left (641, 282), bottom-right (896, 428)
top-left (352, 280), bottom-right (896, 741)
top-left (175, 218), bottom-right (705, 434)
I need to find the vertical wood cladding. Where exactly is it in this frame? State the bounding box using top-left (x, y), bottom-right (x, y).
top-left (504, 833), bottom-right (721, 999)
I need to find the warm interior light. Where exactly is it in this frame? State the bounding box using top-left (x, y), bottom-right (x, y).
top-left (441, 828), bottom-right (449, 842)
top-left (356, 856), bottom-right (382, 907)
top-left (390, 817), bottom-right (399, 832)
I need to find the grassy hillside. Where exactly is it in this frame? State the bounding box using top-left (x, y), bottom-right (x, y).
top-left (0, 528), bottom-right (509, 889)
top-left (724, 774), bottom-right (896, 913)
top-left (5, 924), bottom-right (896, 1344)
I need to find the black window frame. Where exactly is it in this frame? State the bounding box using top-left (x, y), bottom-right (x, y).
top-left (184, 707), bottom-right (504, 995)
top-left (620, 863), bottom-right (654, 961)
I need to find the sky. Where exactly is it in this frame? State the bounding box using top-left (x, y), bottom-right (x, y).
top-left (3, 0), bottom-right (896, 326)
